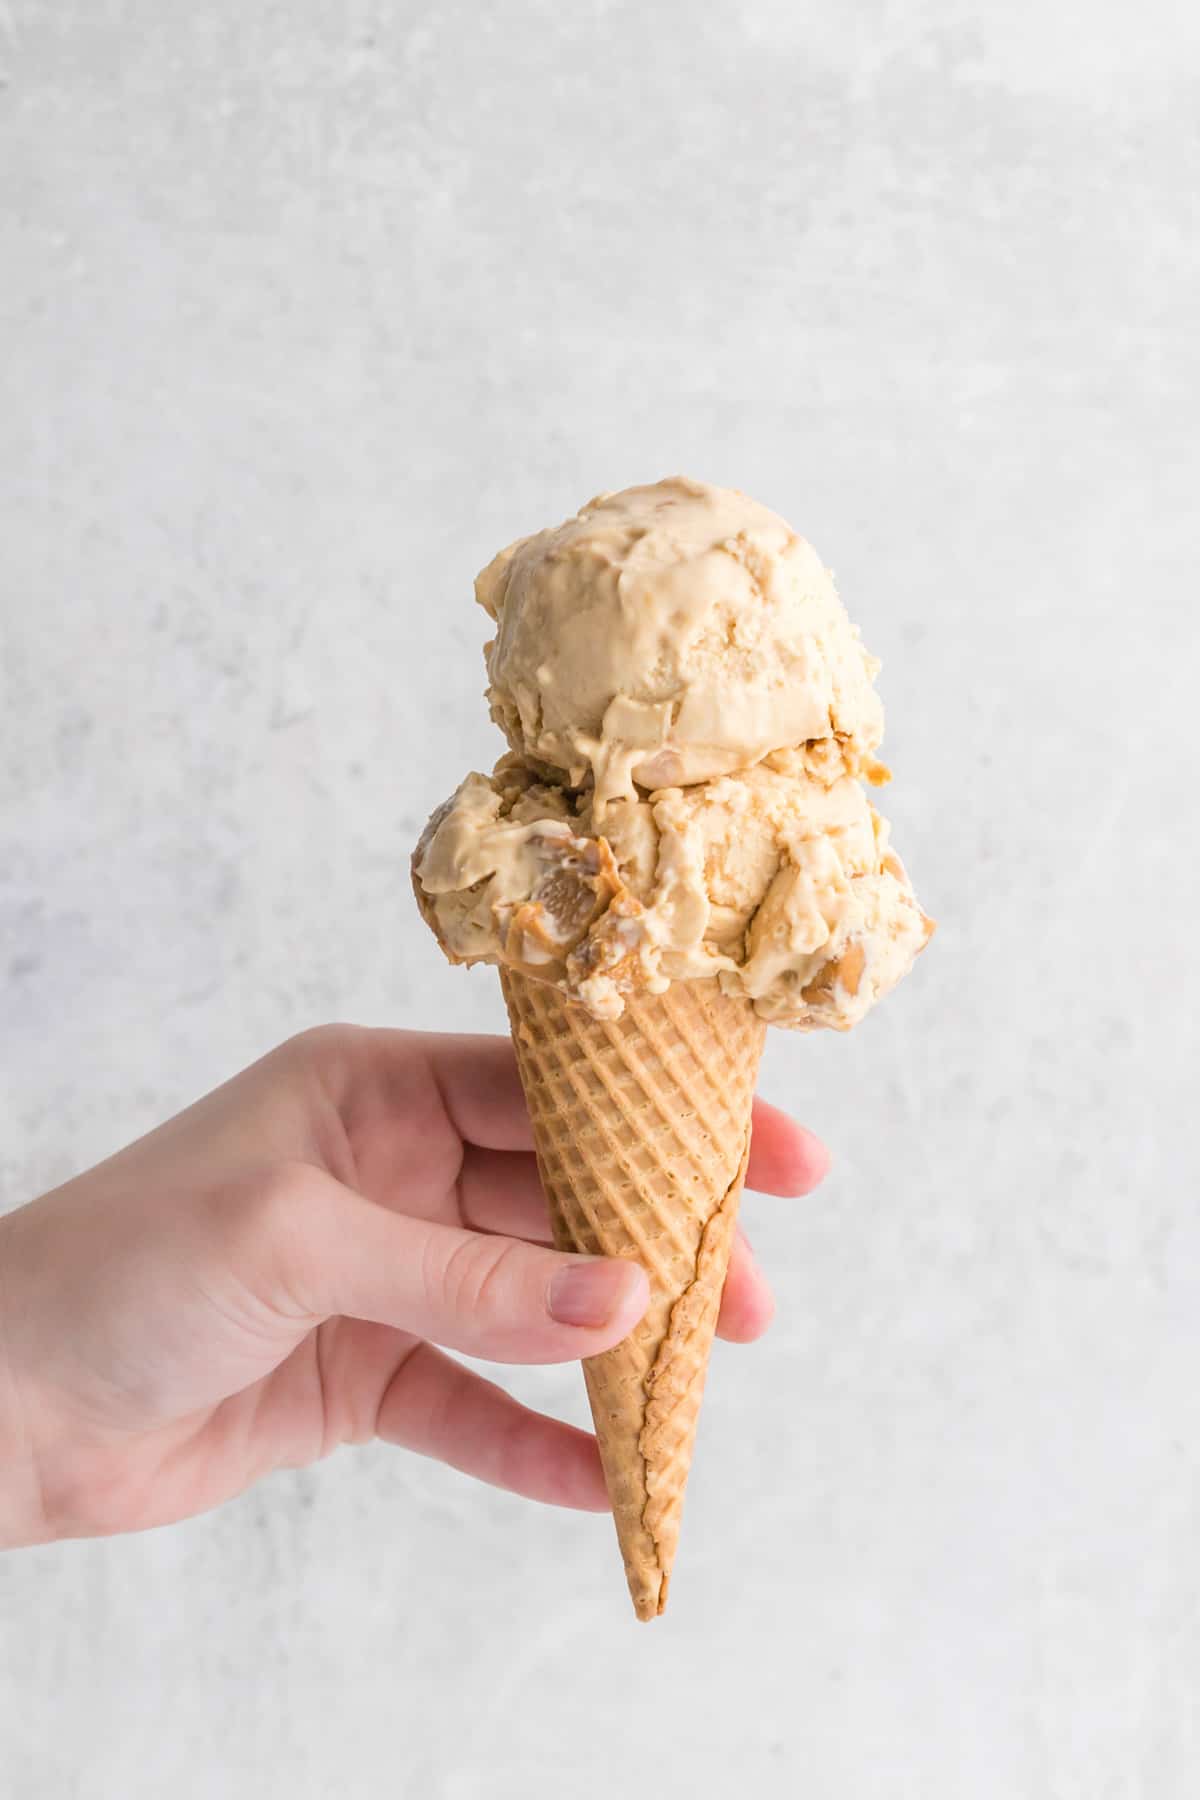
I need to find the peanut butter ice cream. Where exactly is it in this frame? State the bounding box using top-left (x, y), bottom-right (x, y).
top-left (476, 475), bottom-right (885, 812)
top-left (414, 476), bottom-right (932, 1032)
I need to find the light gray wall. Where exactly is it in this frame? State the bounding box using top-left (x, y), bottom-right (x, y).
top-left (2, 3), bottom-right (1198, 1795)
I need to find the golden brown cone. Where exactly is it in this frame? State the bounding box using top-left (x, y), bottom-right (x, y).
top-left (500, 968), bottom-right (766, 1620)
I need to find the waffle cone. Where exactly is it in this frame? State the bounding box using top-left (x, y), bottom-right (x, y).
top-left (501, 968), bottom-right (766, 1620)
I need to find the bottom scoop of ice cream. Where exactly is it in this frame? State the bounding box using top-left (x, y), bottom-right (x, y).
top-left (413, 753), bottom-right (933, 1030)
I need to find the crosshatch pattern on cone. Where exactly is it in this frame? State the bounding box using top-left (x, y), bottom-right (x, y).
top-left (501, 969), bottom-right (766, 1619)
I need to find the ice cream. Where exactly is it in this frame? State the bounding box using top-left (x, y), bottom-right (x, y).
top-left (476, 475), bottom-right (886, 813)
top-left (415, 476), bottom-right (932, 1033)
top-left (411, 475), bottom-right (932, 1621)
top-left (414, 751), bottom-right (931, 1030)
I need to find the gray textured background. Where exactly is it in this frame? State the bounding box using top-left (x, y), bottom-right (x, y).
top-left (2, 2), bottom-right (1198, 1795)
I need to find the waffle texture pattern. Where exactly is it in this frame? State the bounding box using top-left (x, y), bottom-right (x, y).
top-left (502, 969), bottom-right (766, 1618)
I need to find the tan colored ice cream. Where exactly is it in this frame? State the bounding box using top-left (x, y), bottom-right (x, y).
top-left (477, 475), bottom-right (886, 813)
top-left (414, 752), bottom-right (931, 1029)
top-left (414, 476), bottom-right (932, 1031)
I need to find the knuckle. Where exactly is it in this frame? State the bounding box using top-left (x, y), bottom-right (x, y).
top-left (37, 1454), bottom-right (135, 1541)
top-left (241, 1159), bottom-right (317, 1240)
top-left (491, 1408), bottom-right (535, 1495)
top-left (280, 1023), bottom-right (363, 1077)
top-left (222, 1159), bottom-right (326, 1317)
top-left (432, 1233), bottom-right (522, 1322)
top-left (34, 1463), bottom-right (89, 1538)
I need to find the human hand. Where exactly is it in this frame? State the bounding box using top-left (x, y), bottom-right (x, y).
top-left (0, 1026), bottom-right (829, 1549)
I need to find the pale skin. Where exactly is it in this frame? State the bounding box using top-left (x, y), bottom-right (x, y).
top-left (0, 1026), bottom-right (829, 1550)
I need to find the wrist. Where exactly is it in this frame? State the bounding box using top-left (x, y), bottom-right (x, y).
top-left (0, 1211), bottom-right (55, 1548)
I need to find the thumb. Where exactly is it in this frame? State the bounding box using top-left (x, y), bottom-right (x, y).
top-left (237, 1161), bottom-right (651, 1364)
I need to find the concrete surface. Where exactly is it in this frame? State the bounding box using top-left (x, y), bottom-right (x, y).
top-left (2, 2), bottom-right (1198, 1795)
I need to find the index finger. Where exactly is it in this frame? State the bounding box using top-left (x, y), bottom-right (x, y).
top-left (422, 1032), bottom-right (534, 1151)
top-left (308, 1028), bottom-right (535, 1158)
top-left (422, 1034), bottom-right (829, 1196)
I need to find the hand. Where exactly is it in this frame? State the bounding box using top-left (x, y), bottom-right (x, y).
top-left (0, 1026), bottom-right (829, 1548)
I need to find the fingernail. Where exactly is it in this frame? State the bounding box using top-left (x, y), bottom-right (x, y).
top-left (739, 1227), bottom-right (755, 1258)
top-left (549, 1259), bottom-right (637, 1329)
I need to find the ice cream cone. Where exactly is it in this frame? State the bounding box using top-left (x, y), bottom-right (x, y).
top-left (414, 479), bottom-right (933, 1620)
top-left (500, 967), bottom-right (766, 1620)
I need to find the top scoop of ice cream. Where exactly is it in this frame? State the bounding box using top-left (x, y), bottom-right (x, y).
top-left (477, 476), bottom-right (885, 811)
